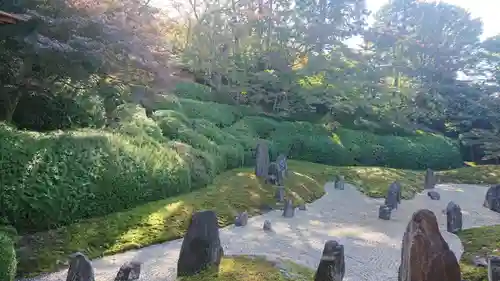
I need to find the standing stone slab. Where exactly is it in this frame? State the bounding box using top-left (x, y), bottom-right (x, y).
top-left (314, 240), bottom-right (345, 281)
top-left (446, 201), bottom-right (462, 234)
top-left (263, 220), bottom-right (272, 231)
top-left (254, 140), bottom-right (270, 178)
top-left (484, 185), bottom-right (500, 213)
top-left (66, 252), bottom-right (95, 281)
top-left (378, 205), bottom-right (391, 220)
top-left (266, 162), bottom-right (280, 185)
top-left (385, 181), bottom-right (402, 210)
top-left (275, 186), bottom-right (285, 202)
top-left (277, 154), bottom-right (288, 178)
top-left (424, 168), bottom-right (436, 189)
top-left (334, 175), bottom-right (345, 190)
top-left (488, 256), bottom-right (500, 281)
top-left (234, 211), bottom-right (248, 227)
top-left (114, 262), bottom-right (141, 281)
top-left (177, 210), bottom-right (223, 277)
top-left (283, 199), bottom-right (295, 218)
top-left (398, 209), bottom-right (461, 281)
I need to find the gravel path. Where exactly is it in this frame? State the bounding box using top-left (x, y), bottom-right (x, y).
top-left (25, 182), bottom-right (500, 281)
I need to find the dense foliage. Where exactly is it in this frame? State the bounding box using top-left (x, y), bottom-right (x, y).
top-left (0, 231), bottom-right (16, 281)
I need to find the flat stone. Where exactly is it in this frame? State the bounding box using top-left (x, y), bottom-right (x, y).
top-left (427, 190), bottom-right (440, 200)
top-left (114, 261), bottom-right (141, 281)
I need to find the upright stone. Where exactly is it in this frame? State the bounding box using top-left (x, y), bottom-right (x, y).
top-left (484, 185), bottom-right (500, 213)
top-left (114, 262), bottom-right (141, 281)
top-left (385, 181), bottom-right (402, 210)
top-left (488, 256), bottom-right (500, 281)
top-left (283, 199), bottom-right (295, 218)
top-left (424, 168), bottom-right (436, 189)
top-left (277, 154), bottom-right (288, 178)
top-left (254, 140), bottom-right (270, 178)
top-left (266, 162), bottom-right (280, 185)
top-left (177, 210), bottom-right (224, 277)
top-left (263, 220), bottom-right (272, 231)
top-left (334, 175), bottom-right (345, 190)
top-left (314, 240), bottom-right (345, 281)
top-left (234, 211), bottom-right (248, 227)
top-left (446, 201), bottom-right (462, 234)
top-left (275, 186), bottom-right (285, 202)
top-left (398, 209), bottom-right (461, 281)
top-left (66, 252), bottom-right (95, 281)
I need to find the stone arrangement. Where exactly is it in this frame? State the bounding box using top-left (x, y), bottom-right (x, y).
top-left (177, 210), bottom-right (224, 277)
top-left (445, 201), bottom-right (462, 234)
top-left (427, 190), bottom-right (440, 200)
top-left (488, 256), bottom-right (500, 281)
top-left (234, 211), bottom-right (248, 227)
top-left (424, 168), bottom-right (436, 190)
top-left (378, 205), bottom-right (391, 220)
top-left (385, 181), bottom-right (402, 210)
top-left (254, 140), bottom-right (270, 178)
top-left (314, 240), bottom-right (345, 281)
top-left (283, 199), bottom-right (295, 218)
top-left (65, 252), bottom-right (141, 281)
top-left (398, 209), bottom-right (461, 281)
top-left (484, 184), bottom-right (500, 213)
top-left (334, 175), bottom-right (345, 190)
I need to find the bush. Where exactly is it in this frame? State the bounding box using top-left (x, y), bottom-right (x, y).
top-left (174, 82), bottom-right (214, 101)
top-left (0, 232), bottom-right (16, 281)
top-left (176, 99), bottom-right (242, 127)
top-left (0, 122), bottom-right (190, 233)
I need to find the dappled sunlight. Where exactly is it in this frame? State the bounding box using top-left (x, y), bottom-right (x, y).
top-left (236, 172), bottom-right (257, 179)
top-left (292, 171), bottom-right (319, 183)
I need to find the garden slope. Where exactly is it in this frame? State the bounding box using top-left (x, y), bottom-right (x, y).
top-left (0, 96), bottom-right (462, 235)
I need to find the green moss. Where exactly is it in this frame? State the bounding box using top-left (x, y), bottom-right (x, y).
top-left (438, 165), bottom-right (500, 185)
top-left (0, 232), bottom-right (16, 281)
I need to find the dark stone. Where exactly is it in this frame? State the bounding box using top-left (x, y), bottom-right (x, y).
top-left (283, 199), bottom-right (294, 218)
top-left (266, 162), bottom-right (282, 186)
top-left (489, 256), bottom-right (500, 281)
top-left (313, 240), bottom-right (345, 281)
top-left (378, 205), bottom-right (391, 220)
top-left (385, 181), bottom-right (402, 210)
top-left (177, 210), bottom-right (224, 277)
top-left (427, 190), bottom-right (440, 200)
top-left (114, 261), bottom-right (141, 281)
top-left (424, 168), bottom-right (436, 189)
top-left (471, 256), bottom-right (487, 267)
top-left (275, 186), bottom-right (285, 202)
top-left (298, 204), bottom-right (307, 211)
top-left (484, 185), bottom-right (500, 213)
top-left (446, 201), bottom-right (462, 234)
top-left (334, 175), bottom-right (345, 190)
top-left (234, 211), bottom-right (248, 227)
top-left (263, 220), bottom-right (272, 231)
top-left (66, 252), bottom-right (95, 281)
top-left (277, 154), bottom-right (288, 178)
top-left (254, 140), bottom-right (270, 178)
top-left (398, 209), bottom-right (461, 281)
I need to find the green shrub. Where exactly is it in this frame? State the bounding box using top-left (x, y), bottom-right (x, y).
top-left (177, 99), bottom-right (242, 127)
top-left (234, 116), bottom-right (281, 138)
top-left (0, 232), bottom-right (16, 281)
top-left (111, 104), bottom-right (164, 142)
top-left (154, 110), bottom-right (191, 139)
top-left (0, 123), bottom-right (190, 233)
top-left (174, 82), bottom-right (214, 101)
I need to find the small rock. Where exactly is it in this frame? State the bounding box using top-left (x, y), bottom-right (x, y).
top-left (234, 211), bottom-right (248, 227)
top-left (263, 220), bottom-right (272, 231)
top-left (314, 240), bottom-right (345, 281)
top-left (427, 190), bottom-right (440, 200)
top-left (378, 205), bottom-right (391, 220)
top-left (114, 261), bottom-right (141, 281)
top-left (298, 204), bottom-right (306, 211)
top-left (471, 256), bottom-right (487, 267)
top-left (334, 175), bottom-right (345, 190)
top-left (283, 199), bottom-right (295, 218)
top-left (66, 252), bottom-right (95, 281)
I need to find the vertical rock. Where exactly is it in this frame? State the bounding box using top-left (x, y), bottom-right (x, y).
top-left (66, 252), bottom-right (95, 281)
top-left (277, 154), bottom-right (288, 178)
top-left (424, 169), bottom-right (436, 190)
top-left (254, 140), bottom-right (270, 178)
top-left (484, 185), bottom-right (500, 213)
top-left (266, 162), bottom-right (280, 185)
top-left (275, 186), bottom-right (285, 202)
top-left (334, 175), bottom-right (345, 190)
top-left (282, 199), bottom-right (295, 218)
top-left (314, 240), bottom-right (345, 281)
top-left (488, 256), bottom-right (500, 281)
top-left (378, 205), bottom-right (391, 220)
top-left (177, 210), bottom-right (224, 277)
top-left (263, 220), bottom-right (272, 231)
top-left (446, 201), bottom-right (462, 234)
top-left (114, 261), bottom-right (141, 281)
top-left (385, 181), bottom-right (402, 210)
top-left (398, 209), bottom-right (461, 281)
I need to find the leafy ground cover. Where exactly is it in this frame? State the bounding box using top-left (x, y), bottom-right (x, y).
top-left (178, 256), bottom-right (314, 281)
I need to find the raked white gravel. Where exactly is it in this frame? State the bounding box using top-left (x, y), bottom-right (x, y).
top-left (23, 181), bottom-right (500, 281)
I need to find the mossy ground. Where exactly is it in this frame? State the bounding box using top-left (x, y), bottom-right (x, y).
top-left (438, 165), bottom-right (500, 185)
top-left (178, 256), bottom-right (314, 281)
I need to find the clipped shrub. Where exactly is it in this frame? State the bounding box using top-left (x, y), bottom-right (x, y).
top-left (110, 103), bottom-right (164, 142)
top-left (234, 116), bottom-right (281, 138)
top-left (174, 82), bottom-right (214, 101)
top-left (155, 110), bottom-right (191, 139)
top-left (177, 99), bottom-right (241, 127)
top-left (0, 123), bottom-right (190, 233)
top-left (0, 232), bottom-right (16, 281)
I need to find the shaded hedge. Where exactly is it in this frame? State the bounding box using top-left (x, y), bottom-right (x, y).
top-left (0, 232), bottom-right (16, 281)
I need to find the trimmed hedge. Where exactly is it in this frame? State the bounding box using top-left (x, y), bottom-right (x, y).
top-left (0, 232), bottom-right (16, 281)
